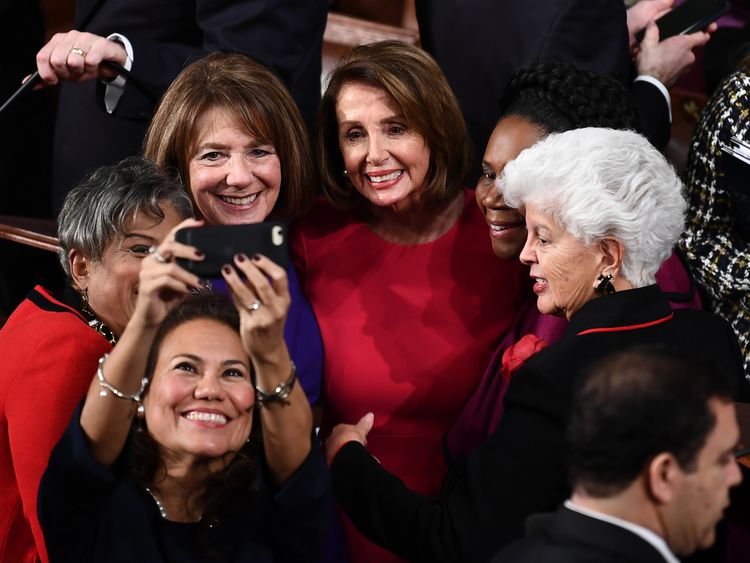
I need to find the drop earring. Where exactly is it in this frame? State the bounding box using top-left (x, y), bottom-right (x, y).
top-left (595, 274), bottom-right (616, 295)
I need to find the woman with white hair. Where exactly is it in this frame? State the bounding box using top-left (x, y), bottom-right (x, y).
top-left (325, 127), bottom-right (747, 563)
top-left (505, 126), bottom-right (687, 314)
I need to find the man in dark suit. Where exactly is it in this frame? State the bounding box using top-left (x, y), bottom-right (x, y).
top-left (494, 348), bottom-right (742, 563)
top-left (33, 0), bottom-right (327, 209)
top-left (416, 0), bottom-right (712, 169)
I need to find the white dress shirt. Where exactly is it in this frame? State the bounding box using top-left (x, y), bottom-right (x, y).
top-left (564, 499), bottom-right (680, 563)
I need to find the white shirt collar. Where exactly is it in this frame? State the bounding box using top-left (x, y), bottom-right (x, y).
top-left (564, 500), bottom-right (680, 563)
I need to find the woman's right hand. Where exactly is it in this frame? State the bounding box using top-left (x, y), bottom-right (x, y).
top-left (131, 218), bottom-right (204, 329)
top-left (326, 413), bottom-right (375, 466)
top-left (35, 30), bottom-right (128, 86)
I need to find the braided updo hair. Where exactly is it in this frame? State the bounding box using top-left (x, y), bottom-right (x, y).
top-left (498, 61), bottom-right (638, 133)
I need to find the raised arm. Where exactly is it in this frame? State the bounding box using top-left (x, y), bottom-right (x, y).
top-left (222, 254), bottom-right (313, 485)
top-left (79, 219), bottom-right (203, 466)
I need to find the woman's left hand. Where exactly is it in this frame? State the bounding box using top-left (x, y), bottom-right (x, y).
top-left (222, 254), bottom-right (290, 364)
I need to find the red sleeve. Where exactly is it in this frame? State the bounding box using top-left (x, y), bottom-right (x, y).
top-left (5, 322), bottom-right (111, 563)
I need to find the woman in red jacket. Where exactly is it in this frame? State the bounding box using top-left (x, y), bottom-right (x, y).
top-left (0, 157), bottom-right (194, 563)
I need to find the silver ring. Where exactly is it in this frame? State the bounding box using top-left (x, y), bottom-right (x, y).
top-left (149, 246), bottom-right (169, 263)
top-left (247, 300), bottom-right (262, 312)
top-left (70, 47), bottom-right (86, 57)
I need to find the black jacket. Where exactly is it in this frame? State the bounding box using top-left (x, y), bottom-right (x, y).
top-left (493, 506), bottom-right (671, 563)
top-left (416, 0), bottom-right (670, 171)
top-left (331, 286), bottom-right (745, 563)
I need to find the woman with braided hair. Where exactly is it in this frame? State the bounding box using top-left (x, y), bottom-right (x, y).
top-left (325, 61), bottom-right (707, 563)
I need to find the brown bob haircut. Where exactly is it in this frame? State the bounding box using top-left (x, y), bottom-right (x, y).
top-left (143, 52), bottom-right (315, 220)
top-left (318, 40), bottom-right (471, 209)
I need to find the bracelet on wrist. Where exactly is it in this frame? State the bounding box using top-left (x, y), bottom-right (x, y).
top-left (97, 353), bottom-right (149, 403)
top-left (255, 361), bottom-right (296, 407)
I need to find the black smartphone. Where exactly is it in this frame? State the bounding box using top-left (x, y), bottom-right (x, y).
top-left (635, 0), bottom-right (730, 42)
top-left (175, 222), bottom-right (289, 277)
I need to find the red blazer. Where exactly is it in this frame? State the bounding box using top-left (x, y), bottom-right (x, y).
top-left (0, 286), bottom-right (111, 563)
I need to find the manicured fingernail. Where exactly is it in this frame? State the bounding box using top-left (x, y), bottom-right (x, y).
top-left (252, 254), bottom-right (261, 261)
top-left (236, 253), bottom-right (247, 262)
top-left (222, 265), bottom-right (232, 274)
top-left (195, 250), bottom-right (204, 258)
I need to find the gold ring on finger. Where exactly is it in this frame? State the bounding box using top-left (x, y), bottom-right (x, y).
top-left (70, 47), bottom-right (86, 57)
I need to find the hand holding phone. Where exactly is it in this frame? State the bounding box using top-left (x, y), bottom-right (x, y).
top-left (175, 222), bottom-right (289, 277)
top-left (634, 0), bottom-right (729, 43)
top-left (635, 15), bottom-right (713, 88)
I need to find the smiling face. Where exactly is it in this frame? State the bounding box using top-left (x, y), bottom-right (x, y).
top-left (188, 106), bottom-right (281, 225)
top-left (81, 203), bottom-right (184, 337)
top-left (336, 82), bottom-right (431, 212)
top-left (665, 399), bottom-right (742, 555)
top-left (143, 318), bottom-right (255, 470)
top-left (519, 203), bottom-right (603, 319)
top-left (476, 115), bottom-right (544, 259)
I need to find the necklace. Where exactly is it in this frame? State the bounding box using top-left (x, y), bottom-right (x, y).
top-left (145, 487), bottom-right (207, 524)
top-left (76, 287), bottom-right (117, 345)
top-left (145, 487), bottom-right (169, 519)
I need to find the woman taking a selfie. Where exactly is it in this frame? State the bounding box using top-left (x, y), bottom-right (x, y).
top-left (38, 228), bottom-right (331, 562)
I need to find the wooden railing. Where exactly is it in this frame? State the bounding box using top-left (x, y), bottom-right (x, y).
top-left (0, 216), bottom-right (59, 253)
top-left (322, 12), bottom-right (419, 78)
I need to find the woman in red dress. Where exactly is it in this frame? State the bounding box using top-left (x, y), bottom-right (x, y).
top-left (292, 41), bottom-right (528, 562)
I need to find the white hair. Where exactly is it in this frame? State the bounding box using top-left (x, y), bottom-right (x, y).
top-left (499, 128), bottom-right (686, 287)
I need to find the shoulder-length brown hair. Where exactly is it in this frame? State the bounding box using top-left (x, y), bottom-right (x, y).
top-left (318, 40), bottom-right (471, 210)
top-left (143, 52), bottom-right (316, 219)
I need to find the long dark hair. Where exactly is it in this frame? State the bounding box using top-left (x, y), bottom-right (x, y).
top-left (131, 294), bottom-right (262, 536)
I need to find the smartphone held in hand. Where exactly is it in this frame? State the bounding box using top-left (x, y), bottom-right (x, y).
top-left (176, 222), bottom-right (289, 276)
top-left (635, 0), bottom-right (730, 42)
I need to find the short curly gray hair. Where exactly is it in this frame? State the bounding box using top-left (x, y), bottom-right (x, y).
top-left (57, 157), bottom-right (193, 279)
top-left (500, 128), bottom-right (686, 287)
